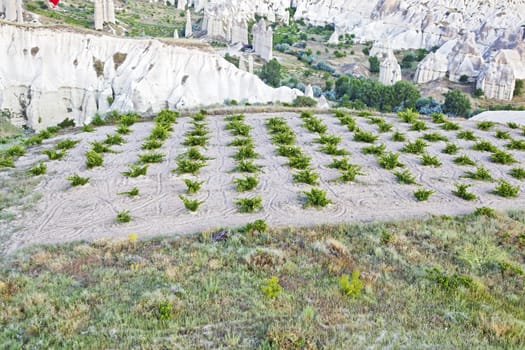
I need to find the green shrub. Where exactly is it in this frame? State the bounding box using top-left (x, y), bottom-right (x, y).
top-left (463, 166), bottom-right (493, 181)
top-left (391, 131), bottom-right (406, 142)
top-left (67, 173), bottom-right (90, 186)
top-left (414, 188), bottom-right (434, 201)
top-left (288, 156), bottom-right (311, 169)
top-left (141, 139), bottom-right (163, 150)
top-left (138, 152), bottom-right (164, 164)
top-left (90, 114), bottom-right (105, 126)
top-left (397, 109), bottom-right (418, 123)
top-left (90, 141), bottom-right (113, 154)
top-left (55, 138), bottom-right (79, 150)
top-left (157, 301), bottom-right (173, 321)
top-left (320, 144), bottom-right (348, 156)
top-left (474, 207), bottom-right (497, 218)
top-left (234, 160), bottom-right (261, 173)
top-left (425, 267), bottom-right (473, 292)
top-left (493, 180), bottom-right (520, 198)
top-left (377, 122), bottom-right (393, 133)
top-left (57, 118), bottom-right (76, 129)
top-left (182, 135), bottom-right (207, 147)
top-left (154, 110), bottom-right (178, 125)
top-left (3, 145), bottom-right (25, 157)
top-left (118, 187), bottom-right (139, 197)
top-left (432, 113), bottom-right (447, 123)
top-left (421, 153), bottom-right (442, 167)
top-left (244, 219), bottom-right (268, 233)
top-left (104, 134), bottom-right (125, 145)
top-left (506, 139), bottom-right (525, 151)
top-left (490, 150), bottom-right (516, 164)
top-left (422, 132), bottom-right (448, 142)
top-left (292, 96), bottom-right (317, 107)
top-left (453, 154), bottom-right (475, 166)
top-left (477, 121), bottom-right (495, 131)
top-left (235, 197), bottom-right (263, 213)
top-left (277, 145), bottom-right (303, 158)
top-left (42, 149), bottom-right (66, 160)
top-left (272, 132), bottom-right (295, 145)
top-left (402, 139), bottom-right (428, 154)
top-left (339, 270), bottom-right (363, 297)
top-left (182, 147), bottom-right (209, 161)
top-left (175, 159), bottom-right (206, 175)
top-left (118, 113), bottom-right (139, 126)
top-left (315, 134), bottom-right (341, 145)
top-left (116, 210), bottom-right (132, 223)
top-left (261, 276), bottom-right (282, 299)
top-left (86, 150), bottom-right (103, 168)
top-left (226, 120), bottom-right (251, 137)
top-left (23, 135), bottom-right (44, 146)
top-left (361, 143), bottom-right (386, 156)
top-left (234, 145), bottom-right (258, 160)
top-left (302, 188), bottom-right (331, 208)
top-left (378, 152), bottom-right (404, 170)
top-left (179, 195), bottom-right (203, 212)
top-left (27, 161), bottom-right (47, 176)
top-left (149, 125), bottom-right (171, 141)
top-left (353, 129), bottom-right (378, 143)
top-left (0, 156), bottom-right (15, 168)
top-left (452, 183), bottom-right (477, 201)
top-left (471, 141), bottom-right (498, 153)
top-left (183, 179), bottom-right (204, 194)
top-left (507, 122), bottom-right (519, 129)
top-left (234, 176), bottom-right (259, 191)
top-left (229, 137), bottom-right (254, 147)
top-left (495, 130), bottom-right (510, 140)
top-left (266, 117), bottom-right (289, 133)
top-left (394, 169), bottom-right (416, 184)
top-left (122, 164), bottom-right (148, 177)
top-left (293, 169), bottom-right (319, 185)
top-left (456, 130), bottom-right (477, 141)
top-left (328, 157), bottom-right (352, 171)
top-left (441, 121), bottom-right (461, 131)
top-left (303, 117), bottom-right (328, 134)
top-left (81, 124), bottom-right (95, 132)
top-left (337, 165), bottom-right (363, 182)
top-left (509, 168), bottom-right (525, 180)
top-left (442, 143), bottom-right (460, 155)
top-left (410, 120), bottom-right (428, 131)
top-left (225, 114), bottom-right (245, 122)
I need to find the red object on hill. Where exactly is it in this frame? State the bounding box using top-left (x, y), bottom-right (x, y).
top-left (49, 0), bottom-right (59, 7)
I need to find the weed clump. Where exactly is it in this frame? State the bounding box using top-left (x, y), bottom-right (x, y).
top-left (339, 270), bottom-right (364, 297)
top-left (303, 188), bottom-right (331, 208)
top-left (452, 183), bottom-right (477, 201)
top-left (261, 276), bottom-right (282, 299)
top-left (414, 188), bottom-right (434, 201)
top-left (86, 150), bottom-right (103, 168)
top-left (122, 164), bottom-right (148, 177)
top-left (116, 210), bottom-right (132, 223)
top-left (234, 176), bottom-right (259, 192)
top-left (183, 179), bottom-right (204, 194)
top-left (235, 197), bottom-right (263, 213)
top-left (493, 180), bottom-right (520, 198)
top-left (67, 173), bottom-right (89, 186)
top-left (179, 195), bottom-right (203, 211)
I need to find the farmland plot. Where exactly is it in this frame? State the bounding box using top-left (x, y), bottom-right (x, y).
top-left (4, 111), bottom-right (525, 251)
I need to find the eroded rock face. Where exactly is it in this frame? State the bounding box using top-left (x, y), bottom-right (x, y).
top-left (94, 0), bottom-right (115, 31)
top-left (477, 52), bottom-right (516, 101)
top-left (0, 0), bottom-right (23, 23)
top-left (0, 24), bottom-right (300, 130)
top-left (252, 19), bottom-right (273, 61)
top-left (379, 51), bottom-right (401, 86)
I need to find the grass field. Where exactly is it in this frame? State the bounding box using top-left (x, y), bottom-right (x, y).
top-left (1, 210), bottom-right (524, 348)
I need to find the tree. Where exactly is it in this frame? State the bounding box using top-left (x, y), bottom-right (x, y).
top-left (368, 56), bottom-right (380, 73)
top-left (258, 59), bottom-right (282, 87)
top-left (443, 90), bottom-right (471, 117)
top-left (391, 80), bottom-right (421, 110)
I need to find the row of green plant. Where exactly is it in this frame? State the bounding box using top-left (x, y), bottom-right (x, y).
top-left (266, 115), bottom-right (331, 207)
top-left (226, 114), bottom-right (263, 213)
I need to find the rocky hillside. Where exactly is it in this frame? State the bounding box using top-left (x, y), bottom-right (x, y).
top-left (0, 23), bottom-right (299, 130)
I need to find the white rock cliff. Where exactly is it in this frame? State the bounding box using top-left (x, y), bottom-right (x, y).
top-left (0, 23), bottom-right (300, 130)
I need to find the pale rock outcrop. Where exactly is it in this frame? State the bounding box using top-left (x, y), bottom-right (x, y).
top-left (317, 95), bottom-right (329, 109)
top-left (94, 0), bottom-right (115, 31)
top-left (231, 19), bottom-right (248, 45)
top-left (184, 9), bottom-right (192, 38)
top-left (477, 52), bottom-right (516, 101)
top-left (177, 0), bottom-right (186, 10)
top-left (238, 56), bottom-right (248, 72)
top-left (304, 84), bottom-right (314, 98)
top-left (252, 19), bottom-right (273, 61)
top-left (414, 52), bottom-right (448, 83)
top-left (379, 51), bottom-right (401, 86)
top-left (248, 55), bottom-right (254, 74)
top-left (328, 30), bottom-right (339, 45)
top-left (446, 33), bottom-right (484, 83)
top-left (0, 23), bottom-right (301, 130)
top-left (0, 0), bottom-right (23, 23)
top-left (173, 29), bottom-right (179, 39)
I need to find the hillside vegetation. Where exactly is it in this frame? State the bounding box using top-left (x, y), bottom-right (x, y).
top-left (1, 210), bottom-right (524, 348)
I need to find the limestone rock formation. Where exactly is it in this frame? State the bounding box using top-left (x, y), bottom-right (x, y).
top-left (252, 19), bottom-right (272, 61)
top-left (379, 51), bottom-right (401, 86)
top-left (0, 0), bottom-right (23, 23)
top-left (94, 0), bottom-right (115, 31)
top-left (185, 9), bottom-right (192, 38)
top-left (0, 23), bottom-right (300, 130)
top-left (202, 7), bottom-right (248, 45)
top-left (304, 84), bottom-right (314, 98)
top-left (177, 0), bottom-right (186, 10)
top-left (317, 95), bottom-right (329, 109)
top-left (414, 52), bottom-right (448, 84)
top-left (446, 33), bottom-right (484, 83)
top-left (477, 52), bottom-right (516, 101)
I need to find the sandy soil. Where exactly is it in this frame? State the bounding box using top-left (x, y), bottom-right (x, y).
top-left (5, 112), bottom-right (525, 252)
